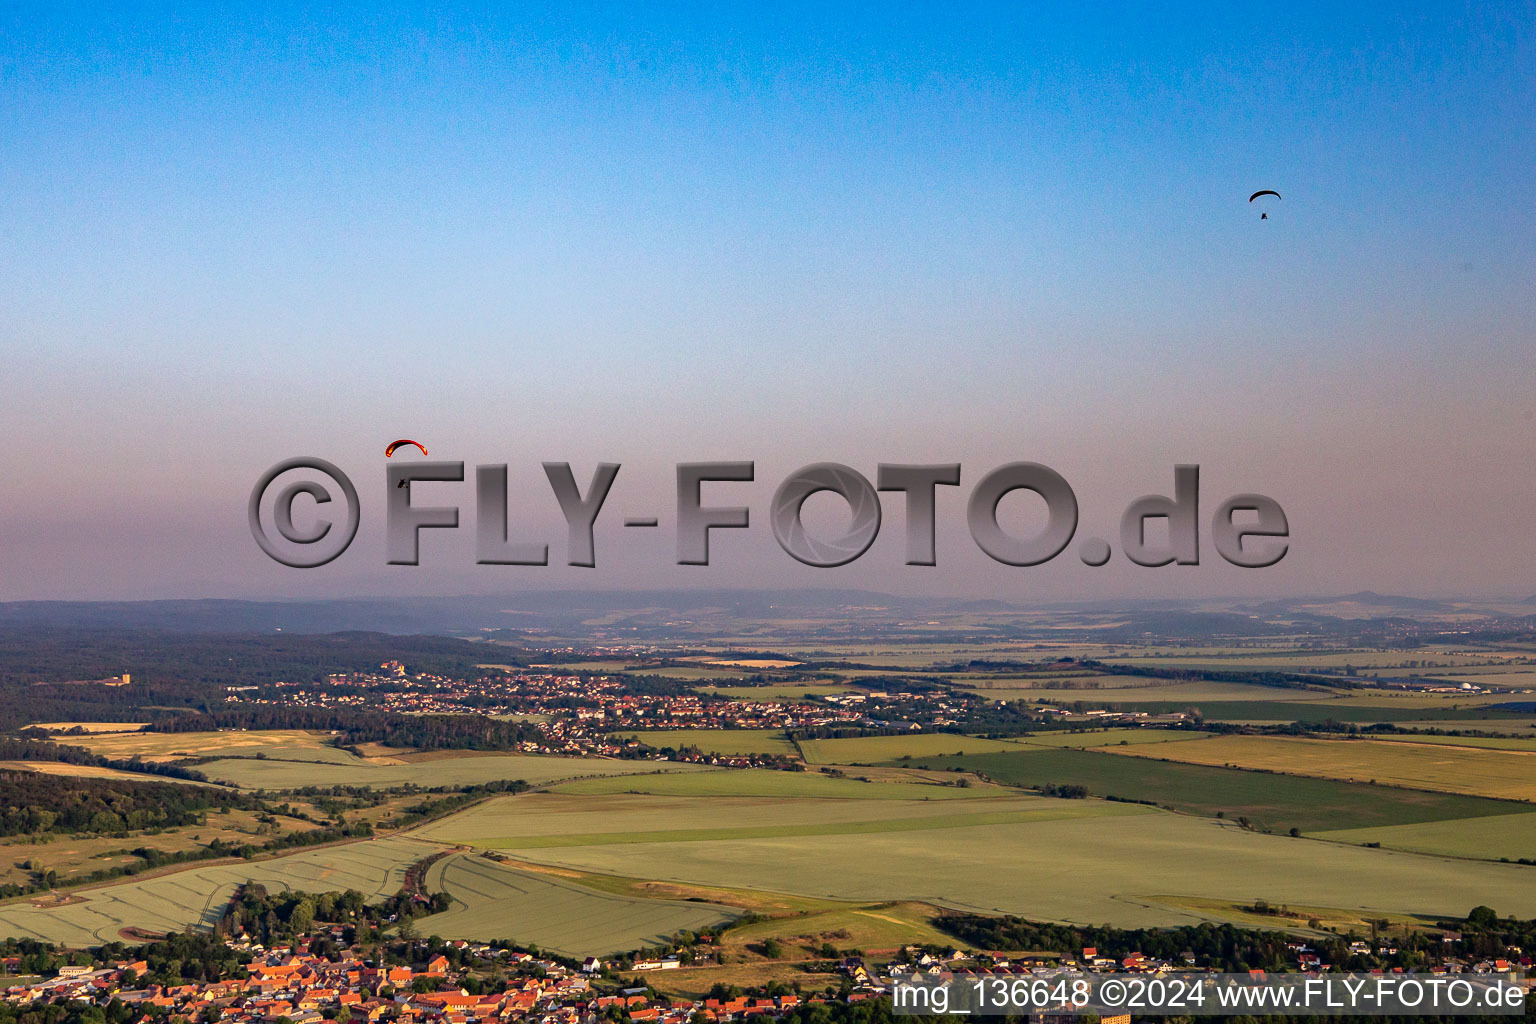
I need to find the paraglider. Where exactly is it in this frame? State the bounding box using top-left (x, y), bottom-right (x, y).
top-left (1249, 190), bottom-right (1281, 219)
top-left (385, 439), bottom-right (428, 457)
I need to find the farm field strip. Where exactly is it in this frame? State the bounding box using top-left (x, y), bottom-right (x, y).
top-left (460, 806), bottom-right (1151, 849)
top-left (0, 760), bottom-right (218, 785)
top-left (73, 729), bottom-right (366, 764)
top-left (1103, 734), bottom-right (1536, 801)
top-left (1312, 812), bottom-right (1536, 861)
top-left (32, 723), bottom-right (149, 734)
top-left (887, 749), bottom-right (1531, 832)
top-left (419, 853), bottom-right (735, 954)
top-left (1050, 700), bottom-right (1524, 723)
top-left (549, 768), bottom-right (996, 800)
top-left (412, 792), bottom-right (1094, 845)
top-left (1018, 728), bottom-right (1212, 748)
top-left (197, 755), bottom-right (712, 790)
top-left (960, 681), bottom-right (1318, 702)
top-left (1369, 733), bottom-right (1536, 750)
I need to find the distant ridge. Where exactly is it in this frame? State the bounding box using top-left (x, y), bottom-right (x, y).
top-left (1335, 590), bottom-right (1456, 611)
top-left (0, 591), bottom-right (1519, 639)
top-left (0, 590), bottom-right (978, 635)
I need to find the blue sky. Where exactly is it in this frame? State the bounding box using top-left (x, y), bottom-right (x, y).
top-left (1, 3), bottom-right (1533, 599)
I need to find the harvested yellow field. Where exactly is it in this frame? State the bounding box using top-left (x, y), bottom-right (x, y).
top-left (72, 729), bottom-right (359, 764)
top-left (701, 658), bottom-right (801, 669)
top-left (1106, 735), bottom-right (1536, 801)
top-left (32, 722), bottom-right (148, 734)
top-left (0, 760), bottom-right (211, 784)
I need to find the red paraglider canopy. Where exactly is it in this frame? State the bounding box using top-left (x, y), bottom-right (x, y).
top-left (385, 439), bottom-right (428, 457)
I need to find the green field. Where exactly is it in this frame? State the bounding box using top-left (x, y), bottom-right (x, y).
top-left (498, 812), bottom-right (1536, 928)
top-left (198, 754), bottom-right (710, 790)
top-left (549, 768), bottom-right (992, 800)
top-left (614, 729), bottom-right (798, 756)
top-left (797, 734), bottom-right (1029, 764)
top-left (891, 749), bottom-right (1530, 833)
top-left (1314, 812), bottom-right (1536, 861)
top-left (416, 853), bottom-right (736, 954)
top-left (0, 836), bottom-right (438, 946)
top-left (1106, 734), bottom-right (1536, 801)
top-left (416, 791), bottom-right (1144, 849)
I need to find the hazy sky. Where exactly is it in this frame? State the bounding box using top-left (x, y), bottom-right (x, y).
top-left (2, 3), bottom-right (1533, 601)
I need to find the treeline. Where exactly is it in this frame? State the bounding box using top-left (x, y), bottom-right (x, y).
top-left (941, 905), bottom-right (1536, 974)
top-left (148, 707), bottom-right (540, 751)
top-left (941, 913), bottom-right (1314, 972)
top-left (385, 780), bottom-right (530, 830)
top-left (1073, 656), bottom-right (1328, 691)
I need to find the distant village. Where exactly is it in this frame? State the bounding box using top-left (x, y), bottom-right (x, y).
top-left (221, 665), bottom-right (1190, 763)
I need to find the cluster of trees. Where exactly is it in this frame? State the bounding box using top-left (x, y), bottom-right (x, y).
top-left (217, 881), bottom-right (451, 950)
top-left (218, 883), bottom-right (366, 948)
top-left (0, 937), bottom-right (92, 978)
top-left (0, 770), bottom-right (245, 838)
top-left (149, 707), bottom-right (540, 752)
